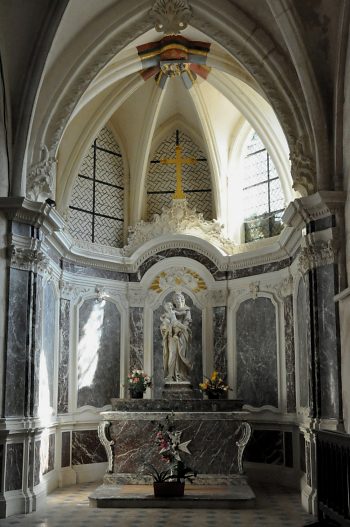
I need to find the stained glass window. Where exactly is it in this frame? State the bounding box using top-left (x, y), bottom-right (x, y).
top-left (243, 132), bottom-right (284, 242)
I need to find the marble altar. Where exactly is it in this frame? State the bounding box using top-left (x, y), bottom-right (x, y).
top-left (97, 399), bottom-right (251, 487)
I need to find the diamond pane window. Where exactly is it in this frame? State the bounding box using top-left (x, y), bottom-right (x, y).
top-left (243, 132), bottom-right (284, 242)
top-left (146, 129), bottom-right (213, 221)
top-left (68, 126), bottom-right (124, 247)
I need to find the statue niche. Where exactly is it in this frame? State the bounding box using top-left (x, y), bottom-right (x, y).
top-left (160, 291), bottom-right (192, 384)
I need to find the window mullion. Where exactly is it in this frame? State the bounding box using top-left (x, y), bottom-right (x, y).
top-left (92, 139), bottom-right (97, 243)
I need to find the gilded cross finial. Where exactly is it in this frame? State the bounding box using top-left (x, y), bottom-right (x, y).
top-left (160, 144), bottom-right (197, 199)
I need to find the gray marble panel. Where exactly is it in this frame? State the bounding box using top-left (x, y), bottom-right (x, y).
top-left (77, 299), bottom-right (120, 407)
top-left (33, 275), bottom-right (43, 416)
top-left (230, 258), bottom-right (290, 279)
top-left (213, 307), bottom-right (227, 379)
top-left (58, 299), bottom-right (70, 413)
top-left (284, 295), bottom-right (296, 413)
top-left (284, 431), bottom-right (293, 468)
top-left (0, 444), bottom-right (3, 493)
top-left (297, 279), bottom-right (310, 408)
top-left (307, 215), bottom-right (334, 233)
top-left (110, 419), bottom-right (242, 475)
top-left (152, 292), bottom-right (202, 399)
top-left (134, 249), bottom-right (225, 282)
top-left (316, 264), bottom-right (340, 419)
top-left (46, 245), bottom-right (61, 265)
top-left (129, 307), bottom-right (144, 370)
top-left (72, 430), bottom-right (107, 465)
top-left (34, 441), bottom-right (41, 486)
top-left (10, 221), bottom-right (32, 236)
top-left (5, 268), bottom-right (29, 416)
top-left (61, 431), bottom-right (71, 468)
top-left (236, 297), bottom-right (278, 407)
top-left (244, 430), bottom-right (283, 465)
top-left (46, 434), bottom-right (55, 474)
top-left (62, 260), bottom-right (128, 281)
top-left (39, 282), bottom-right (56, 411)
top-left (5, 443), bottom-right (23, 491)
top-left (110, 399), bottom-right (243, 411)
top-left (34, 434), bottom-right (56, 483)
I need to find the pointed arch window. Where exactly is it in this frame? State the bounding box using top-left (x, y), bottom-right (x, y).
top-left (68, 127), bottom-right (124, 247)
top-left (242, 132), bottom-right (284, 242)
top-left (146, 130), bottom-right (212, 221)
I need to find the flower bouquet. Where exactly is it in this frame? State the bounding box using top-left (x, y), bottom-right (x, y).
top-left (199, 370), bottom-right (231, 399)
top-left (127, 369), bottom-right (151, 398)
top-left (144, 413), bottom-right (197, 497)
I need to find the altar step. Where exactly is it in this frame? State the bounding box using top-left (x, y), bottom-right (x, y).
top-left (89, 483), bottom-right (256, 509)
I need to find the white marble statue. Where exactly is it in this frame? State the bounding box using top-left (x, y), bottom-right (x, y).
top-left (160, 292), bottom-right (192, 383)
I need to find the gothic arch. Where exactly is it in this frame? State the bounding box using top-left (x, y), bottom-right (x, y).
top-left (24, 0), bottom-right (324, 207)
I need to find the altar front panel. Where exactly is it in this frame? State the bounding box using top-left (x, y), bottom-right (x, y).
top-left (100, 411), bottom-right (250, 483)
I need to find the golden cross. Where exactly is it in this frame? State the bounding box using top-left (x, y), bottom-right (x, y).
top-left (160, 145), bottom-right (197, 199)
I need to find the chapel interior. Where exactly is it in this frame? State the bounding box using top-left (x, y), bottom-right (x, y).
top-left (0, 0), bottom-right (350, 524)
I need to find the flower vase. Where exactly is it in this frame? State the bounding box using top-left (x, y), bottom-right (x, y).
top-left (207, 391), bottom-right (227, 400)
top-left (130, 391), bottom-right (143, 399)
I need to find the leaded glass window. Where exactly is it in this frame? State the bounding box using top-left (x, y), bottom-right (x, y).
top-left (146, 129), bottom-right (212, 220)
top-left (69, 127), bottom-right (124, 247)
top-left (243, 132), bottom-right (284, 242)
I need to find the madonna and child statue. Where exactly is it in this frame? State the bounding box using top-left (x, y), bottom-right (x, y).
top-left (160, 291), bottom-right (192, 384)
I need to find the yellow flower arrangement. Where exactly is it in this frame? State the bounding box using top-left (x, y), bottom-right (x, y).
top-left (199, 370), bottom-right (230, 397)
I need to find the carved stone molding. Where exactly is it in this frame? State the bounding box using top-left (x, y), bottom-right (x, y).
top-left (27, 145), bottom-right (57, 202)
top-left (150, 0), bottom-right (192, 34)
top-left (59, 280), bottom-right (91, 301)
top-left (249, 281), bottom-right (260, 299)
top-left (127, 288), bottom-right (148, 307)
top-left (150, 266), bottom-right (207, 294)
top-left (122, 199), bottom-right (236, 257)
top-left (236, 422), bottom-right (252, 475)
top-left (10, 246), bottom-right (50, 272)
top-left (69, 238), bottom-right (122, 257)
top-left (211, 289), bottom-right (228, 305)
top-left (98, 421), bottom-right (114, 473)
top-left (290, 138), bottom-right (316, 196)
top-left (95, 286), bottom-right (107, 302)
top-left (300, 427), bottom-right (316, 488)
top-left (298, 241), bottom-right (337, 273)
top-left (274, 275), bottom-right (293, 300)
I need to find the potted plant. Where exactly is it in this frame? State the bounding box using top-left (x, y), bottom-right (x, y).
top-left (144, 461), bottom-right (197, 497)
top-left (199, 370), bottom-right (231, 399)
top-left (145, 413), bottom-right (197, 497)
top-left (127, 369), bottom-right (151, 398)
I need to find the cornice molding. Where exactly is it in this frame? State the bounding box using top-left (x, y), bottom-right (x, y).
top-left (0, 197), bottom-right (307, 277)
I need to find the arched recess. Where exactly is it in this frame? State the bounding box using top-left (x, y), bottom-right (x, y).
top-left (189, 0), bottom-right (317, 190)
top-left (74, 294), bottom-right (122, 410)
top-left (141, 256), bottom-right (214, 399)
top-left (146, 117), bottom-right (219, 221)
top-left (57, 74), bottom-right (142, 210)
top-left (145, 128), bottom-right (214, 222)
top-left (267, 0), bottom-right (330, 190)
top-left (25, 0), bottom-right (319, 206)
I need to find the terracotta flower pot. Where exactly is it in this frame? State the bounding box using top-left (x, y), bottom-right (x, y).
top-left (153, 481), bottom-right (185, 497)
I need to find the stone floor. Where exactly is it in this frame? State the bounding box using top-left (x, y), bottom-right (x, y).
top-left (1, 481), bottom-right (316, 526)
